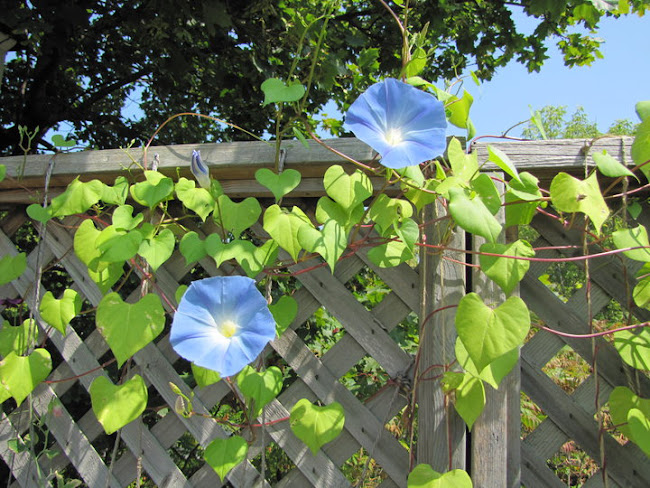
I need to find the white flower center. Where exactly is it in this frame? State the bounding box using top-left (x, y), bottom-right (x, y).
top-left (385, 128), bottom-right (403, 146)
top-left (219, 319), bottom-right (239, 338)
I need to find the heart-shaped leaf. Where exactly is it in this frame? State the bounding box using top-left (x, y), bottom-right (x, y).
top-left (263, 205), bottom-right (311, 262)
top-left (628, 408), bottom-right (650, 457)
top-left (448, 187), bottom-right (502, 243)
top-left (592, 150), bottom-right (638, 180)
top-left (487, 145), bottom-right (521, 184)
top-left (39, 289), bottom-right (83, 335)
top-left (192, 363), bottom-right (221, 389)
top-left (0, 252), bottom-right (26, 286)
top-left (179, 231), bottom-right (208, 264)
top-left (368, 194), bottom-right (413, 235)
top-left (298, 220), bottom-right (347, 272)
top-left (632, 118), bottom-right (650, 181)
top-left (407, 464), bottom-right (473, 488)
top-left (634, 274), bottom-right (650, 309)
top-left (74, 219), bottom-right (104, 271)
top-left (261, 78), bottom-right (305, 105)
top-left (447, 137), bottom-right (478, 182)
top-left (505, 172), bottom-right (542, 227)
top-left (609, 386), bottom-right (650, 441)
top-left (138, 228), bottom-right (175, 271)
top-left (130, 171), bottom-right (174, 208)
top-left (26, 203), bottom-right (52, 223)
top-left (0, 349), bottom-right (52, 406)
top-left (87, 262), bottom-right (123, 294)
top-left (101, 176), bottom-right (129, 206)
top-left (214, 195), bottom-right (261, 238)
top-left (441, 372), bottom-right (485, 430)
top-left (612, 225), bottom-right (650, 262)
top-left (269, 295), bottom-right (298, 336)
top-left (96, 293), bottom-right (165, 367)
top-left (51, 134), bottom-right (76, 147)
top-left (95, 226), bottom-right (144, 264)
top-left (455, 293), bottom-right (530, 372)
top-left (479, 240), bottom-right (535, 295)
top-left (232, 239), bottom-right (279, 278)
top-left (90, 375), bottom-right (147, 434)
top-left (237, 366), bottom-right (283, 418)
top-left (49, 178), bottom-right (104, 217)
top-left (367, 218), bottom-right (420, 268)
top-left (315, 197), bottom-right (364, 230)
top-left (204, 235), bottom-right (240, 267)
top-left (0, 319), bottom-right (37, 357)
top-left (613, 328), bottom-right (650, 371)
top-left (550, 172), bottom-right (609, 234)
top-left (471, 173), bottom-right (501, 215)
top-left (255, 168), bottom-right (301, 201)
top-left (290, 399), bottom-right (345, 455)
top-left (175, 177), bottom-right (215, 221)
top-left (112, 205), bottom-right (144, 231)
top-left (203, 435), bottom-right (248, 481)
top-left (323, 165), bottom-right (373, 212)
top-left (455, 339), bottom-right (518, 390)
top-left (403, 179), bottom-right (439, 212)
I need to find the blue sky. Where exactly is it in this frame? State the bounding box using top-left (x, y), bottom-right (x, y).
top-left (467, 10), bottom-right (649, 137)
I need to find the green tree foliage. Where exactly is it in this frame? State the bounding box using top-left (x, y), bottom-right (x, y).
top-left (523, 105), bottom-right (638, 139)
top-left (1, 0), bottom-right (648, 154)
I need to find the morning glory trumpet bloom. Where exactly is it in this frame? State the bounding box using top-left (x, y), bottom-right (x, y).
top-left (170, 276), bottom-right (276, 377)
top-left (344, 78), bottom-right (447, 169)
top-left (191, 150), bottom-right (211, 189)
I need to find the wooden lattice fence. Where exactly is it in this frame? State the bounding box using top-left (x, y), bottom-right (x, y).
top-left (0, 137), bottom-right (648, 487)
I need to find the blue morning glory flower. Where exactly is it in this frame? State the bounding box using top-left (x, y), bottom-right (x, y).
top-left (170, 276), bottom-right (276, 377)
top-left (344, 78), bottom-right (447, 169)
top-left (191, 150), bottom-right (211, 189)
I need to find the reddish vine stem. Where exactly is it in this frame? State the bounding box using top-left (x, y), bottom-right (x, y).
top-left (540, 320), bottom-right (650, 339)
top-left (44, 358), bottom-right (117, 384)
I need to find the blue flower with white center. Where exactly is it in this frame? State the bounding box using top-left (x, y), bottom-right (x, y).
top-left (170, 276), bottom-right (276, 377)
top-left (344, 78), bottom-right (448, 169)
top-left (191, 150), bottom-right (211, 189)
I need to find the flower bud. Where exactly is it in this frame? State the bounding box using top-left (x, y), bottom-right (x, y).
top-left (191, 150), bottom-right (211, 189)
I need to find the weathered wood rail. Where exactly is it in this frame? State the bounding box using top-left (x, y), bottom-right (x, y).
top-left (1, 136), bottom-right (648, 487)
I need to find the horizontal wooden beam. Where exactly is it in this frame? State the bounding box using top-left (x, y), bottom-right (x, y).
top-left (0, 136), bottom-right (636, 202)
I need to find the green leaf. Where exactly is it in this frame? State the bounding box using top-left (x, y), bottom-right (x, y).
top-left (407, 464), bottom-right (473, 488)
top-left (26, 203), bottom-right (52, 223)
top-left (0, 165), bottom-right (5, 182)
top-left (175, 177), bottom-right (215, 221)
top-left (269, 295), bottom-right (298, 336)
top-left (39, 289), bottom-right (83, 335)
top-left (263, 205), bottom-right (311, 262)
top-left (479, 240), bottom-right (535, 295)
top-left (130, 171), bottom-right (174, 208)
top-left (138, 228), bottom-right (175, 271)
top-left (628, 408), bottom-right (650, 457)
top-left (0, 252), bottom-right (26, 286)
top-left (237, 366), bottom-right (283, 418)
top-left (367, 218), bottom-right (419, 268)
top-left (112, 205), bottom-right (144, 231)
top-left (455, 293), bottom-right (530, 371)
top-left (101, 177), bottom-right (129, 206)
top-left (447, 137), bottom-right (478, 183)
top-left (505, 172), bottom-right (543, 227)
top-left (203, 436), bottom-right (248, 481)
top-left (404, 47), bottom-right (428, 78)
top-left (51, 134), bottom-right (76, 147)
top-left (636, 101), bottom-right (650, 121)
top-left (192, 363), bottom-right (221, 388)
top-left (0, 349), bottom-right (52, 406)
top-left (448, 372), bottom-right (485, 430)
top-left (628, 201), bottom-right (642, 220)
top-left (487, 145), bottom-right (521, 184)
top-left (323, 165), bottom-right (373, 212)
top-left (298, 220), bottom-right (348, 272)
top-left (261, 78), bottom-right (306, 105)
top-left (609, 386), bottom-right (650, 440)
top-left (290, 399), bottom-right (345, 455)
top-left (179, 231), bottom-right (208, 264)
top-left (631, 118), bottom-right (650, 181)
top-left (292, 127), bottom-right (310, 149)
top-left (549, 172), bottom-right (609, 233)
top-left (471, 173), bottom-right (501, 215)
top-left (613, 328), bottom-right (650, 371)
top-left (95, 226), bottom-right (144, 264)
top-left (214, 195), bottom-right (262, 238)
top-left (592, 150), bottom-right (638, 180)
top-left (175, 285), bottom-right (188, 305)
top-left (612, 225), bottom-right (650, 262)
top-left (368, 194), bottom-right (413, 235)
top-left (448, 187), bottom-right (502, 243)
top-left (0, 319), bottom-right (37, 357)
top-left (455, 339), bottom-right (518, 389)
top-left (315, 197), bottom-right (364, 230)
top-left (634, 274), bottom-right (650, 309)
top-left (74, 219), bottom-right (103, 271)
top-left (96, 293), bottom-right (165, 367)
top-left (403, 179), bottom-right (439, 212)
top-left (90, 375), bottom-right (147, 435)
top-left (446, 90), bottom-right (474, 130)
top-left (49, 178), bottom-right (104, 217)
top-left (255, 168), bottom-right (301, 201)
